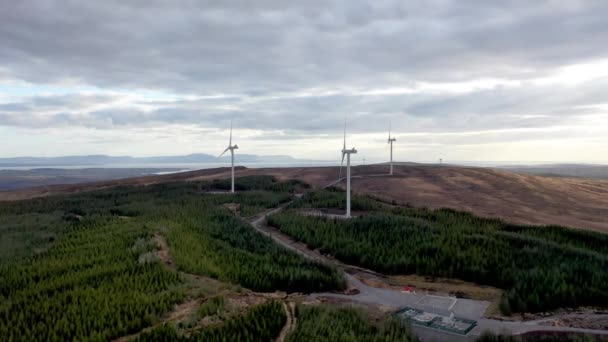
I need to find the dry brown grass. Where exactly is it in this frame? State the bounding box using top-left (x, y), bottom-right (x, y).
top-left (246, 164), bottom-right (608, 232)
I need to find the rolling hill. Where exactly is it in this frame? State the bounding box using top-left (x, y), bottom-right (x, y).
top-left (1, 164), bottom-right (607, 233)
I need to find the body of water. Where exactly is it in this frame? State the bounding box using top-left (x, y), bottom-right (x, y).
top-left (0, 161), bottom-right (340, 171)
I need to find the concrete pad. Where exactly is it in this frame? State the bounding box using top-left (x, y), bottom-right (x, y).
top-left (416, 295), bottom-right (457, 312)
top-left (451, 299), bottom-right (490, 320)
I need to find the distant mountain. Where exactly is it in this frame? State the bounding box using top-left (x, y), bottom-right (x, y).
top-left (0, 155), bottom-right (133, 166)
top-left (0, 153), bottom-right (303, 167)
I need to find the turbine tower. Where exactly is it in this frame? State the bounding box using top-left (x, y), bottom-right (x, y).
top-left (218, 121), bottom-right (239, 193)
top-left (388, 121), bottom-right (396, 176)
top-left (338, 119), bottom-right (357, 218)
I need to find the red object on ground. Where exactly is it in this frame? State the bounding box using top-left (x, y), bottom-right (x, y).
top-left (403, 286), bottom-right (414, 292)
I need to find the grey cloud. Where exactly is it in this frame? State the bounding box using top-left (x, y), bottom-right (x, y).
top-left (0, 94), bottom-right (116, 111)
top-left (1, 0), bottom-right (608, 157)
top-left (1, 1), bottom-right (608, 95)
top-left (2, 77), bottom-right (606, 137)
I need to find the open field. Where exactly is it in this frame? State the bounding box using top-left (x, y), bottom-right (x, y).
top-left (2, 164), bottom-right (607, 232)
top-left (499, 164), bottom-right (608, 180)
top-left (0, 167), bottom-right (238, 201)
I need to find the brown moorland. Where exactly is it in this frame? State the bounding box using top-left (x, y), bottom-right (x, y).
top-left (1, 164), bottom-right (607, 232)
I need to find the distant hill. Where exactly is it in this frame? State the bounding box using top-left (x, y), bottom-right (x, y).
top-left (0, 153), bottom-right (302, 167)
top-left (497, 164), bottom-right (608, 180)
top-left (0, 168), bottom-right (182, 191)
top-left (251, 164), bottom-right (608, 233)
top-left (2, 164), bottom-right (607, 233)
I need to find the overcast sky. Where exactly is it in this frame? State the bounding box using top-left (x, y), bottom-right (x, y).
top-left (1, 1), bottom-right (607, 163)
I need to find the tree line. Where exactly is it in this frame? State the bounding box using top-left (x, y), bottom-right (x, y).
top-left (136, 301), bottom-right (286, 342)
top-left (268, 190), bottom-right (608, 314)
top-left (286, 304), bottom-right (416, 342)
top-left (0, 177), bottom-right (343, 340)
top-left (0, 218), bottom-right (183, 341)
top-left (158, 199), bottom-right (345, 293)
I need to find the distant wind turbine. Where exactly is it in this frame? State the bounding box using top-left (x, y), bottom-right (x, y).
top-left (388, 121), bottom-right (396, 175)
top-left (218, 121), bottom-right (239, 193)
top-left (338, 119), bottom-right (357, 218)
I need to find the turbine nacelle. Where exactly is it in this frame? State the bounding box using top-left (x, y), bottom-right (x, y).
top-left (387, 122), bottom-right (396, 176)
top-left (388, 121), bottom-right (396, 143)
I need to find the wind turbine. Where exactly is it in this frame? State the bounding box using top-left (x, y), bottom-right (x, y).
top-left (388, 121), bottom-right (396, 176)
top-left (218, 121), bottom-right (239, 193)
top-left (338, 119), bottom-right (357, 218)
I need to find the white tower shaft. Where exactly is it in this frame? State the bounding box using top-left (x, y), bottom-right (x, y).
top-left (230, 149), bottom-right (235, 193)
top-left (346, 153), bottom-right (351, 218)
top-left (388, 122), bottom-right (396, 176)
top-left (339, 118), bottom-right (356, 218)
top-left (389, 141), bottom-right (394, 176)
top-left (218, 121), bottom-right (238, 194)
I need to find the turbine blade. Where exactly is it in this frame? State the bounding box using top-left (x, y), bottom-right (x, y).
top-left (338, 152), bottom-right (345, 181)
top-left (343, 118), bottom-right (347, 150)
top-left (218, 147), bottom-right (230, 158)
top-left (229, 120), bottom-right (233, 146)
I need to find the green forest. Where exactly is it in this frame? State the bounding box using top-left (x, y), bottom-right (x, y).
top-left (286, 305), bottom-right (416, 342)
top-left (268, 189), bottom-right (608, 314)
top-left (137, 302), bottom-right (417, 342)
top-left (135, 301), bottom-right (286, 342)
top-left (0, 216), bottom-right (182, 341)
top-left (3, 174), bottom-right (606, 340)
top-left (0, 177), bottom-right (343, 341)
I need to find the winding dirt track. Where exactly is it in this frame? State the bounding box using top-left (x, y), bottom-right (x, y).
top-left (276, 302), bottom-right (295, 342)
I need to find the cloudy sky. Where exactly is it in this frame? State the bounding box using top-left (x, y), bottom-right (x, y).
top-left (1, 1), bottom-right (607, 163)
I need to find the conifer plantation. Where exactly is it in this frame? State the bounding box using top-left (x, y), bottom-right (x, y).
top-left (3, 177), bottom-right (607, 341)
top-left (286, 305), bottom-right (417, 342)
top-left (135, 301), bottom-right (286, 342)
top-left (268, 189), bottom-right (608, 314)
top-left (0, 177), bottom-right (343, 341)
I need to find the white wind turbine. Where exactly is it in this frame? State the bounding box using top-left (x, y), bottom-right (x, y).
top-left (388, 121), bottom-right (396, 176)
top-left (218, 121), bottom-right (239, 193)
top-left (338, 119), bottom-right (357, 218)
